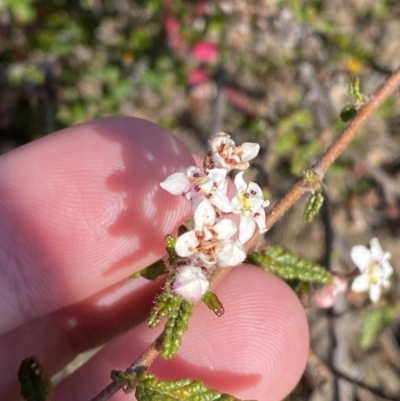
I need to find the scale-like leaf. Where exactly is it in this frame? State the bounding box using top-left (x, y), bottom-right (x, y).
top-left (111, 370), bottom-right (137, 394)
top-left (165, 234), bottom-right (179, 263)
top-left (18, 356), bottom-right (53, 401)
top-left (202, 291), bottom-right (224, 317)
top-left (162, 298), bottom-right (194, 359)
top-left (303, 191), bottom-right (324, 222)
top-left (136, 374), bottom-right (251, 401)
top-left (249, 247), bottom-right (332, 284)
top-left (148, 289), bottom-right (179, 328)
top-left (148, 290), bottom-right (194, 358)
top-left (129, 260), bottom-right (167, 280)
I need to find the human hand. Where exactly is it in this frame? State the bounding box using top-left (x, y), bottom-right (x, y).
top-left (1, 117), bottom-right (308, 401)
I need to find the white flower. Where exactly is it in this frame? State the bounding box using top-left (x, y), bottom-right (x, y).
top-left (175, 200), bottom-right (246, 267)
top-left (210, 132), bottom-right (260, 171)
top-left (231, 172), bottom-right (270, 244)
top-left (351, 238), bottom-right (393, 303)
top-left (173, 265), bottom-right (209, 302)
top-left (160, 166), bottom-right (232, 213)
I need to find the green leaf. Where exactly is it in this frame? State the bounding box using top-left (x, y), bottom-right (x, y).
top-left (303, 191), bottom-right (324, 222)
top-left (136, 374), bottom-right (251, 401)
top-left (18, 356), bottom-right (53, 401)
top-left (360, 307), bottom-right (395, 350)
top-left (340, 104), bottom-right (357, 122)
top-left (129, 260), bottom-right (167, 280)
top-left (202, 291), bottom-right (225, 317)
top-left (165, 234), bottom-right (179, 264)
top-left (148, 290), bottom-right (194, 358)
top-left (148, 289), bottom-right (179, 328)
top-left (162, 298), bottom-right (194, 359)
top-left (111, 370), bottom-right (137, 394)
top-left (249, 247), bottom-right (333, 284)
top-left (130, 235), bottom-right (178, 281)
top-left (348, 77), bottom-right (362, 102)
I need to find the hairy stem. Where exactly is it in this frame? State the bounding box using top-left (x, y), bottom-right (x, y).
top-left (89, 64), bottom-right (400, 401)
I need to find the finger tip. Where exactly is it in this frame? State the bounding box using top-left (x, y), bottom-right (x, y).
top-left (54, 266), bottom-right (308, 401)
top-left (152, 265), bottom-right (309, 400)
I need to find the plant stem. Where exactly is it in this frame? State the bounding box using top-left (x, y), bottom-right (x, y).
top-left (89, 334), bottom-right (165, 401)
top-left (265, 64), bottom-right (400, 230)
top-left (89, 64), bottom-right (400, 401)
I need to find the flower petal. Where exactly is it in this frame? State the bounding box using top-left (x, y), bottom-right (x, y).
top-left (369, 285), bottom-right (382, 303)
top-left (160, 172), bottom-right (190, 195)
top-left (239, 215), bottom-right (256, 244)
top-left (186, 165), bottom-right (204, 177)
top-left (369, 238), bottom-right (384, 261)
top-left (175, 231), bottom-right (198, 257)
top-left (217, 241), bottom-right (246, 267)
top-left (240, 142), bottom-right (260, 161)
top-left (253, 208), bottom-right (267, 233)
top-left (351, 274), bottom-right (370, 293)
top-left (213, 219), bottom-right (237, 240)
top-left (231, 195), bottom-right (243, 213)
top-left (208, 168), bottom-right (228, 184)
top-left (210, 190), bottom-right (233, 213)
top-left (382, 260), bottom-right (394, 278)
top-left (247, 181), bottom-right (263, 198)
top-left (234, 172), bottom-right (247, 192)
top-left (194, 200), bottom-right (216, 230)
top-left (350, 245), bottom-right (372, 272)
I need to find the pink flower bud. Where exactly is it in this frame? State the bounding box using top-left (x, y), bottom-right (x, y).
top-left (315, 276), bottom-right (348, 309)
top-left (173, 265), bottom-right (209, 302)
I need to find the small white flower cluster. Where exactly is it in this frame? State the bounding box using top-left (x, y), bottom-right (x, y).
top-left (160, 132), bottom-right (270, 302)
top-left (351, 238), bottom-right (393, 303)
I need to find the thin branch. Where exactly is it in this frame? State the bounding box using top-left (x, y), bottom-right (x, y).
top-left (89, 64), bottom-right (400, 401)
top-left (89, 267), bottom-right (231, 401)
top-left (310, 350), bottom-right (400, 401)
top-left (265, 64), bottom-right (400, 230)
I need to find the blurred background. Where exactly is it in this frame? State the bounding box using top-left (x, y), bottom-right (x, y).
top-left (1, 1), bottom-right (400, 400)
